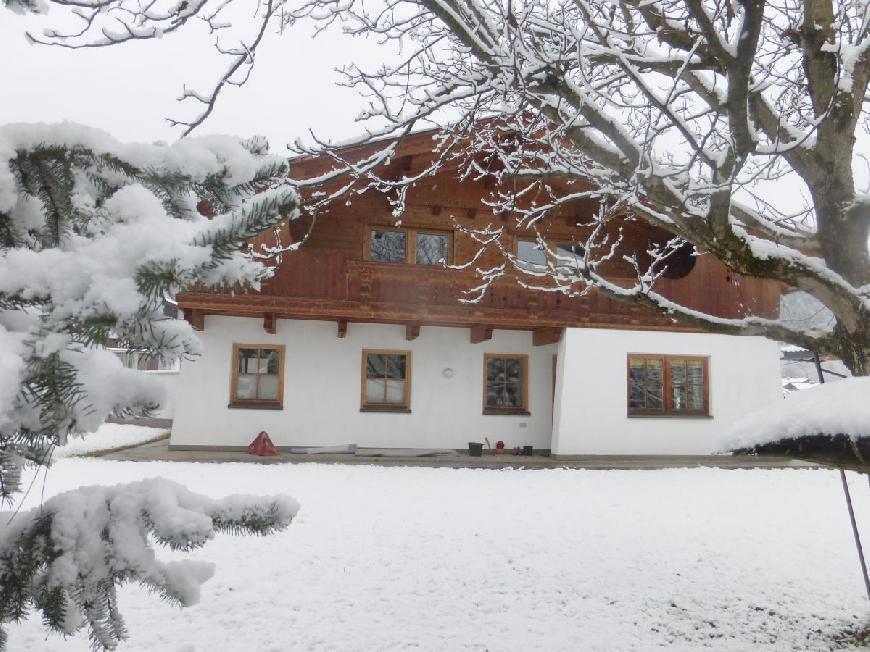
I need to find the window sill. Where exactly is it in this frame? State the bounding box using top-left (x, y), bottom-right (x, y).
top-left (228, 402), bottom-right (283, 410)
top-left (483, 409), bottom-right (531, 416)
top-left (627, 413), bottom-right (712, 419)
top-left (360, 406), bottom-right (411, 414)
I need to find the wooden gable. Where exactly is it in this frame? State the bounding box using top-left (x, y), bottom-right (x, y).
top-left (178, 132), bottom-right (781, 334)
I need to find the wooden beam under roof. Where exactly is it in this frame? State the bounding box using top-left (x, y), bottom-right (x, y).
top-left (533, 327), bottom-right (563, 346)
top-left (184, 308), bottom-right (204, 332)
top-left (263, 312), bottom-right (277, 334)
top-left (470, 324), bottom-right (493, 344)
top-left (337, 319), bottom-right (348, 338)
top-left (405, 323), bottom-right (421, 341)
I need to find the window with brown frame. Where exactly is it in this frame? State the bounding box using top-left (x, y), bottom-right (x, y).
top-left (627, 354), bottom-right (709, 416)
top-left (229, 344), bottom-right (285, 408)
top-left (483, 353), bottom-right (529, 415)
top-left (516, 238), bottom-right (585, 273)
top-left (367, 227), bottom-right (452, 265)
top-left (361, 349), bottom-right (411, 411)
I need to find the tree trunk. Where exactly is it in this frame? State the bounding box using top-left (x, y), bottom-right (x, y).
top-left (834, 323), bottom-right (870, 377)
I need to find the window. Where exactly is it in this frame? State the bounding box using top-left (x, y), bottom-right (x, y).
top-left (230, 344), bottom-right (285, 408)
top-left (516, 239), bottom-right (585, 273)
top-left (361, 350), bottom-right (411, 411)
top-left (370, 229), bottom-right (407, 262)
top-left (483, 354), bottom-right (529, 414)
top-left (627, 354), bottom-right (709, 416)
top-left (368, 227), bottom-right (451, 265)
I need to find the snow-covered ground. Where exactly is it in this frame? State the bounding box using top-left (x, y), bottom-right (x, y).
top-left (6, 454), bottom-right (870, 651)
top-left (53, 422), bottom-right (167, 459)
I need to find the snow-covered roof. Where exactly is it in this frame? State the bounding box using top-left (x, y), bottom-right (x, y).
top-left (721, 377), bottom-right (870, 452)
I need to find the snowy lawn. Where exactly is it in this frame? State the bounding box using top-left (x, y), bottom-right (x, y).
top-left (6, 458), bottom-right (870, 651)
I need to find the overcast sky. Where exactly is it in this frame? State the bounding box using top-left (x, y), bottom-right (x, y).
top-left (1, 6), bottom-right (866, 217)
top-left (0, 9), bottom-right (388, 150)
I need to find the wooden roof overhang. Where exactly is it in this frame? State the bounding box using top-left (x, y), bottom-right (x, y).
top-left (183, 124), bottom-right (781, 337)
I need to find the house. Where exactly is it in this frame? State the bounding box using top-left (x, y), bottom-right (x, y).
top-left (169, 131), bottom-right (783, 456)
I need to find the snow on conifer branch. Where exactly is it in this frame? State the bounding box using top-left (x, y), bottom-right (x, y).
top-left (0, 123), bottom-right (300, 500)
top-left (0, 478), bottom-right (299, 651)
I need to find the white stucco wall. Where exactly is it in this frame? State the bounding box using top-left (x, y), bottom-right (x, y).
top-left (170, 317), bottom-right (557, 450)
top-left (551, 328), bottom-right (782, 455)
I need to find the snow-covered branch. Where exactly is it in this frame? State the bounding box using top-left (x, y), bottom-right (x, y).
top-left (0, 478), bottom-right (299, 651)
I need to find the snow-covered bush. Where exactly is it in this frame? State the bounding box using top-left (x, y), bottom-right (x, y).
top-left (0, 123), bottom-right (297, 500)
top-left (0, 478), bottom-right (300, 650)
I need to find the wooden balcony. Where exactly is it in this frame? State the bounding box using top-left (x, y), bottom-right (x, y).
top-left (176, 250), bottom-right (779, 333)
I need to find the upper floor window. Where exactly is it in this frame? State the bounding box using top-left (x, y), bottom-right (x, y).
top-left (516, 239), bottom-right (585, 273)
top-left (627, 354), bottom-right (708, 416)
top-left (368, 227), bottom-right (451, 265)
top-left (483, 353), bottom-right (529, 415)
top-left (361, 349), bottom-right (411, 411)
top-left (230, 344), bottom-right (285, 409)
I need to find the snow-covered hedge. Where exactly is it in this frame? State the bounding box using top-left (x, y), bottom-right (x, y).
top-left (721, 377), bottom-right (870, 451)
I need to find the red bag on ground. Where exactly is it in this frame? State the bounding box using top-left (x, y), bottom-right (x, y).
top-left (248, 431), bottom-right (278, 457)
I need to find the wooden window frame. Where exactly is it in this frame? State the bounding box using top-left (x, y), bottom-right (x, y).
top-left (360, 349), bottom-right (412, 413)
top-left (626, 354), bottom-right (710, 417)
top-left (483, 353), bottom-right (530, 416)
top-left (229, 343), bottom-right (285, 409)
top-left (515, 238), bottom-right (585, 265)
top-left (365, 225), bottom-right (453, 266)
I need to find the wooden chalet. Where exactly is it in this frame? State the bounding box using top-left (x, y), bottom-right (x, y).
top-left (170, 130), bottom-right (784, 456)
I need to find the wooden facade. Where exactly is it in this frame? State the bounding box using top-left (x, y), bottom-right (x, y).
top-left (177, 133), bottom-right (781, 338)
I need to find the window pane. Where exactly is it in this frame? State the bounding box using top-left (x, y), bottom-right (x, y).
top-left (238, 348), bottom-right (258, 374)
top-left (366, 378), bottom-right (386, 403)
top-left (260, 348), bottom-right (280, 374)
top-left (629, 380), bottom-right (645, 408)
top-left (688, 361), bottom-right (704, 385)
top-left (505, 358), bottom-right (522, 382)
top-left (671, 385), bottom-right (688, 410)
top-left (486, 383), bottom-right (504, 407)
top-left (517, 240), bottom-right (546, 268)
top-left (366, 354), bottom-right (385, 379)
top-left (385, 354), bottom-right (406, 379)
top-left (505, 382), bottom-right (523, 407)
top-left (670, 360), bottom-right (687, 385)
top-left (258, 375), bottom-right (280, 401)
top-left (370, 229), bottom-right (406, 262)
top-left (554, 244), bottom-right (585, 273)
top-left (688, 385), bottom-right (704, 411)
top-left (646, 386), bottom-right (664, 409)
top-left (416, 233), bottom-right (449, 265)
top-left (385, 380), bottom-right (406, 404)
top-left (236, 374), bottom-right (257, 400)
top-left (487, 358), bottom-right (505, 382)
top-left (645, 360), bottom-right (664, 410)
top-left (629, 360), bottom-right (646, 408)
top-left (645, 359), bottom-right (663, 384)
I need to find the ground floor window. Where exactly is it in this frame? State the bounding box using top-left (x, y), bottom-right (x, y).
top-left (483, 353), bottom-right (529, 414)
top-left (361, 350), bottom-right (411, 411)
top-left (627, 354), bottom-right (709, 416)
top-left (230, 344), bottom-right (285, 408)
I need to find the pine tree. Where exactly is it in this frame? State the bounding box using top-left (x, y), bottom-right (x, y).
top-left (0, 123), bottom-right (300, 649)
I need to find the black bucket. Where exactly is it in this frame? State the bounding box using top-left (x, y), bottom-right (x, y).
top-left (468, 442), bottom-right (483, 457)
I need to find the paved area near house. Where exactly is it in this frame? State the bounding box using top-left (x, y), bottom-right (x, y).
top-left (101, 437), bottom-right (817, 470)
